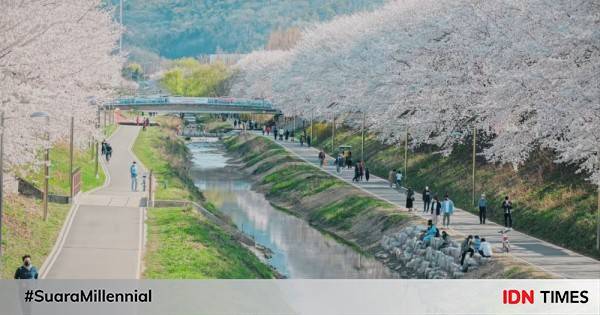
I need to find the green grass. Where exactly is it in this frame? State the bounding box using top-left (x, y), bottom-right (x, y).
top-left (103, 124), bottom-right (118, 138)
top-left (310, 196), bottom-right (393, 230)
top-left (133, 124), bottom-right (200, 201)
top-left (310, 122), bottom-right (600, 258)
top-left (21, 143), bottom-right (105, 195)
top-left (143, 207), bottom-right (274, 279)
top-left (1, 196), bottom-right (69, 279)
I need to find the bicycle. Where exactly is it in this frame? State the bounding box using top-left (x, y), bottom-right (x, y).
top-left (498, 228), bottom-right (511, 253)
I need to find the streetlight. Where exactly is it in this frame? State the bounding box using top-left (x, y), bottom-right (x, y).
top-left (30, 111), bottom-right (50, 221)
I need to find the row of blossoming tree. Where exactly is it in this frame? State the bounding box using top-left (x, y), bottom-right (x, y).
top-left (231, 0), bottom-right (600, 188)
top-left (0, 0), bottom-right (125, 181)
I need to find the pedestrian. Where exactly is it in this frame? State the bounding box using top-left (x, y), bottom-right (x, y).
top-left (306, 135), bottom-right (311, 147)
top-left (430, 195), bottom-right (441, 225)
top-left (478, 194), bottom-right (488, 224)
top-left (388, 169), bottom-right (396, 188)
top-left (14, 255), bottom-right (38, 279)
top-left (405, 187), bottom-right (415, 211)
top-left (300, 134), bottom-right (305, 146)
top-left (502, 196), bottom-right (513, 228)
top-left (101, 140), bottom-right (107, 156)
top-left (460, 235), bottom-right (475, 267)
top-left (441, 194), bottom-right (454, 228)
top-left (422, 186), bottom-right (432, 213)
top-left (346, 151), bottom-right (352, 169)
top-left (318, 150), bottom-right (326, 168)
top-left (290, 130), bottom-right (295, 142)
top-left (336, 153), bottom-right (343, 173)
top-left (130, 161), bottom-right (138, 191)
top-left (273, 127), bottom-right (278, 140)
top-left (395, 171), bottom-right (403, 189)
top-left (353, 164), bottom-right (360, 182)
top-left (359, 160), bottom-right (365, 181)
top-left (105, 143), bottom-right (112, 162)
top-left (479, 238), bottom-right (492, 257)
top-left (136, 116), bottom-right (140, 126)
top-left (365, 166), bottom-right (370, 182)
top-left (279, 129), bottom-right (284, 141)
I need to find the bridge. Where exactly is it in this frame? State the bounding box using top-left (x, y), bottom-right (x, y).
top-left (103, 96), bottom-right (281, 114)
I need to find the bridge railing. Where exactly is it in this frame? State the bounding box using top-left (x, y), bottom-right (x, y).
top-left (104, 97), bottom-right (274, 109)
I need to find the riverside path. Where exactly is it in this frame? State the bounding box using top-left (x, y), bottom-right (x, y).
top-left (262, 134), bottom-right (600, 279)
top-left (42, 126), bottom-right (146, 279)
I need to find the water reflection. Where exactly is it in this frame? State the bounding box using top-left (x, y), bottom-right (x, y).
top-left (188, 140), bottom-right (400, 279)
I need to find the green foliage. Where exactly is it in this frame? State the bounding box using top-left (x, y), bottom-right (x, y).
top-left (122, 62), bottom-right (145, 81)
top-left (161, 59), bottom-right (230, 97)
top-left (311, 122), bottom-right (599, 258)
top-left (112, 0), bottom-right (385, 58)
top-left (144, 207), bottom-right (274, 279)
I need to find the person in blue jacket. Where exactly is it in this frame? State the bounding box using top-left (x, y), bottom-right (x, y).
top-left (441, 194), bottom-right (454, 228)
top-left (14, 255), bottom-right (38, 279)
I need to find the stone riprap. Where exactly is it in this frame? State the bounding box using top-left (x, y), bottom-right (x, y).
top-left (378, 226), bottom-right (490, 279)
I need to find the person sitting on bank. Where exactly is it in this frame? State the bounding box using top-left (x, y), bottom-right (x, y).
top-left (460, 235), bottom-right (475, 267)
top-left (440, 231), bottom-right (452, 249)
top-left (479, 238), bottom-right (493, 258)
top-left (421, 219), bottom-right (439, 246)
top-left (14, 255), bottom-right (38, 279)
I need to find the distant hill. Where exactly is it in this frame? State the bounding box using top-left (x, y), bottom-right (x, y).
top-left (112, 0), bottom-right (385, 58)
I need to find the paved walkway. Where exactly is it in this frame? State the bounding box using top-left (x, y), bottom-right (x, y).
top-left (42, 126), bottom-right (146, 279)
top-left (264, 134), bottom-right (600, 279)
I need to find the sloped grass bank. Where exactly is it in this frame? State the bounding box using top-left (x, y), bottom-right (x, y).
top-left (144, 207), bottom-right (274, 279)
top-left (225, 134), bottom-right (553, 278)
top-left (135, 118), bottom-right (275, 279)
top-left (224, 134), bottom-right (414, 252)
top-left (309, 122), bottom-right (599, 259)
top-left (1, 196), bottom-right (69, 278)
top-left (21, 142), bottom-right (105, 195)
top-left (133, 117), bottom-right (202, 201)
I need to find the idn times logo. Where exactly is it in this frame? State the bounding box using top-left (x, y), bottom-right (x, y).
top-left (502, 290), bottom-right (589, 305)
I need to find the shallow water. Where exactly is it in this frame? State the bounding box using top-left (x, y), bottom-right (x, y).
top-left (188, 140), bottom-right (399, 278)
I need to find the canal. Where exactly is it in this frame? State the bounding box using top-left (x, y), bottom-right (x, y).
top-left (188, 138), bottom-right (400, 278)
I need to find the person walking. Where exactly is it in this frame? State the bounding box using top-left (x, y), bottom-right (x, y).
top-left (478, 194), bottom-right (488, 224)
top-left (353, 163), bottom-right (360, 182)
top-left (346, 151), bottom-right (353, 169)
top-left (300, 134), bottom-right (305, 146)
top-left (388, 169), bottom-right (396, 188)
top-left (284, 130), bottom-right (290, 141)
top-left (422, 186), bottom-right (432, 213)
top-left (306, 135), bottom-right (311, 147)
top-left (14, 255), bottom-right (38, 279)
top-left (502, 196), bottom-right (513, 228)
top-left (105, 143), bottom-right (112, 162)
top-left (405, 188), bottom-right (415, 211)
top-left (318, 150), bottom-right (326, 168)
top-left (441, 194), bottom-right (454, 228)
top-left (395, 171), bottom-right (403, 189)
top-left (290, 130), bottom-right (295, 142)
top-left (101, 140), bottom-right (107, 157)
top-left (430, 195), bottom-right (441, 225)
top-left (359, 160), bottom-right (365, 181)
top-left (273, 127), bottom-right (278, 140)
top-left (335, 153), bottom-right (343, 173)
top-left (130, 161), bottom-right (138, 191)
top-left (365, 166), bottom-right (370, 182)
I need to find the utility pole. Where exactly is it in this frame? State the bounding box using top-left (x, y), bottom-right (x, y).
top-left (331, 114), bottom-right (336, 152)
top-left (361, 112), bottom-right (365, 162)
top-left (404, 128), bottom-right (408, 186)
top-left (43, 116), bottom-right (49, 221)
top-left (597, 187), bottom-right (599, 250)
top-left (0, 112), bottom-right (4, 256)
top-left (472, 125), bottom-right (477, 207)
top-left (119, 0), bottom-right (123, 55)
top-left (69, 116), bottom-right (74, 199)
top-left (310, 112), bottom-right (314, 146)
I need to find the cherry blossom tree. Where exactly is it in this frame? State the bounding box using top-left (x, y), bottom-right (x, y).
top-left (0, 0), bottom-right (124, 179)
top-left (231, 0), bottom-right (600, 184)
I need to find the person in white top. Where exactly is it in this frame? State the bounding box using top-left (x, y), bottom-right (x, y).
top-left (479, 238), bottom-right (493, 257)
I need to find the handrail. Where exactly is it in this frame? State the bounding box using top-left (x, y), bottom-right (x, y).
top-left (104, 96), bottom-right (274, 109)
